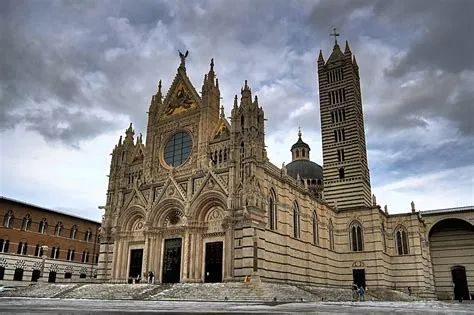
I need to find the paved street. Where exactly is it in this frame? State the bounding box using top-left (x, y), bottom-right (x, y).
top-left (0, 297), bottom-right (473, 314)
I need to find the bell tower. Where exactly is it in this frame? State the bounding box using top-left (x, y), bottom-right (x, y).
top-left (318, 32), bottom-right (372, 209)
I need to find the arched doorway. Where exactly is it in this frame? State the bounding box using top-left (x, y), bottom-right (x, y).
top-left (451, 266), bottom-right (470, 301)
top-left (429, 218), bottom-right (474, 300)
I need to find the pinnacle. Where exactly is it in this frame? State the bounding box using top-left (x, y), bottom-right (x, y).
top-left (344, 40), bottom-right (351, 54)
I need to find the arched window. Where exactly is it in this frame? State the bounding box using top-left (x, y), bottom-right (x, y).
top-left (38, 218), bottom-right (48, 234)
top-left (312, 211), bottom-right (319, 245)
top-left (84, 229), bottom-right (92, 242)
top-left (67, 248), bottom-right (75, 261)
top-left (17, 241), bottom-right (28, 255)
top-left (22, 215), bottom-right (32, 231)
top-left (3, 210), bottom-right (14, 228)
top-left (381, 223), bottom-right (387, 252)
top-left (70, 225), bottom-right (77, 239)
top-left (51, 246), bottom-right (60, 259)
top-left (395, 226), bottom-right (409, 255)
top-left (34, 244), bottom-right (45, 257)
top-left (0, 239), bottom-right (10, 253)
top-left (293, 201), bottom-right (300, 238)
top-left (55, 222), bottom-right (63, 237)
top-left (268, 189), bottom-right (277, 230)
top-left (350, 221), bottom-right (364, 251)
top-left (82, 251), bottom-right (89, 263)
top-left (296, 150), bottom-right (299, 158)
top-left (328, 219), bottom-right (334, 250)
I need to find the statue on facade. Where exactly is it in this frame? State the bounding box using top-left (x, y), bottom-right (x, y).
top-left (178, 49), bottom-right (188, 67)
top-left (411, 201), bottom-right (415, 212)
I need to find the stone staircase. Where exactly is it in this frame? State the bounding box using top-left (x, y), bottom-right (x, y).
top-left (0, 282), bottom-right (417, 302)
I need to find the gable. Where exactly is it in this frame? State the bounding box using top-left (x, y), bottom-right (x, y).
top-left (162, 70), bottom-right (201, 118)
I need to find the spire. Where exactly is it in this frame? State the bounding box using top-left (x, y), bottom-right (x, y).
top-left (241, 80), bottom-right (252, 104)
top-left (220, 105), bottom-right (225, 118)
top-left (253, 95), bottom-right (258, 106)
top-left (298, 126), bottom-right (302, 138)
top-left (124, 123), bottom-right (134, 145)
top-left (233, 95), bottom-right (238, 109)
top-left (210, 58), bottom-right (214, 72)
top-left (318, 50), bottom-right (325, 62)
top-left (344, 40), bottom-right (351, 55)
top-left (155, 80), bottom-right (162, 103)
top-left (118, 135), bottom-right (122, 146)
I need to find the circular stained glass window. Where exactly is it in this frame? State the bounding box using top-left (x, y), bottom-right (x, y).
top-left (164, 132), bottom-right (192, 167)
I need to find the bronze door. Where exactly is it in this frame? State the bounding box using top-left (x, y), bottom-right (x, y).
top-left (204, 241), bottom-right (223, 283)
top-left (128, 249), bottom-right (143, 279)
top-left (162, 238), bottom-right (182, 283)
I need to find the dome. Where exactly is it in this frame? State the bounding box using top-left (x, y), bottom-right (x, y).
top-left (286, 159), bottom-right (323, 181)
top-left (291, 137), bottom-right (310, 151)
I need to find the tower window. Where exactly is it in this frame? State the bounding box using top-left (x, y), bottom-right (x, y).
top-left (334, 129), bottom-right (346, 142)
top-left (337, 149), bottom-right (345, 162)
top-left (296, 150), bottom-right (299, 158)
top-left (339, 168), bottom-right (345, 179)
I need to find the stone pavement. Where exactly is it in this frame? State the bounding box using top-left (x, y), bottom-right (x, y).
top-left (0, 282), bottom-right (419, 302)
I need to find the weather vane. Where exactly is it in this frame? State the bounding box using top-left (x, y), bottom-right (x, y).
top-left (330, 28), bottom-right (340, 45)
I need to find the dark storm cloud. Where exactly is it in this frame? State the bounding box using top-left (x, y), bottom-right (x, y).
top-left (0, 0), bottom-right (174, 145)
top-left (310, 0), bottom-right (474, 136)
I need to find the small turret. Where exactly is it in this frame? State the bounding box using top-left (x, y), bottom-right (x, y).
top-left (240, 80), bottom-right (252, 106)
top-left (124, 123), bottom-right (135, 146)
top-left (344, 40), bottom-right (352, 56)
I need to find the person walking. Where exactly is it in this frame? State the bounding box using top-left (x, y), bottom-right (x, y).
top-left (358, 285), bottom-right (365, 301)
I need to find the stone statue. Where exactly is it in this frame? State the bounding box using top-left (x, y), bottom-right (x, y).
top-left (372, 194), bottom-right (377, 206)
top-left (178, 49), bottom-right (189, 67)
top-left (384, 205), bottom-right (388, 214)
top-left (411, 201), bottom-right (415, 212)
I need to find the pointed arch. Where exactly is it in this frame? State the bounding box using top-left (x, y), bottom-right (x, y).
top-left (268, 188), bottom-right (277, 230)
top-left (328, 219), bottom-right (334, 251)
top-left (394, 225), bottom-right (409, 255)
top-left (349, 220), bottom-right (364, 252)
top-left (293, 201), bottom-right (300, 238)
top-left (312, 211), bottom-right (319, 245)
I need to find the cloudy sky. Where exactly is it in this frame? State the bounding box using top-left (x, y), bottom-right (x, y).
top-left (1, 0), bottom-right (473, 222)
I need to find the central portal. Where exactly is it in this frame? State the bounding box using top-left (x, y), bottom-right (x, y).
top-left (162, 238), bottom-right (182, 283)
top-left (204, 241), bottom-right (223, 283)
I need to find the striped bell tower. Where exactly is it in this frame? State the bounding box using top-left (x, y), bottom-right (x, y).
top-left (317, 32), bottom-right (372, 209)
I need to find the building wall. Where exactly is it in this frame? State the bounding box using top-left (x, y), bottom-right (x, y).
top-left (0, 197), bottom-right (100, 282)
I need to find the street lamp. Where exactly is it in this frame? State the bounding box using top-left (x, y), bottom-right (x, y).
top-left (40, 245), bottom-right (49, 281)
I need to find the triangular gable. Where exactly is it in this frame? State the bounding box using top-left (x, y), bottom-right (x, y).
top-left (121, 187), bottom-right (148, 212)
top-left (191, 170), bottom-right (229, 204)
top-left (211, 117), bottom-right (231, 141)
top-left (153, 175), bottom-right (187, 206)
top-left (161, 68), bottom-right (201, 118)
top-left (131, 142), bottom-right (145, 163)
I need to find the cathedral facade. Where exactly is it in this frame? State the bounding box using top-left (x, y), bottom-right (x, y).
top-left (98, 40), bottom-right (474, 300)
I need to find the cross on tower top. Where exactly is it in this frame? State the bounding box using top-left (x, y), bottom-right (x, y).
top-left (330, 28), bottom-right (340, 45)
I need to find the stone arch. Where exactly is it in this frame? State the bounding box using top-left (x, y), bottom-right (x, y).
top-left (190, 191), bottom-right (227, 222)
top-left (150, 198), bottom-right (185, 227)
top-left (117, 205), bottom-right (147, 231)
top-left (428, 217), bottom-right (473, 236)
